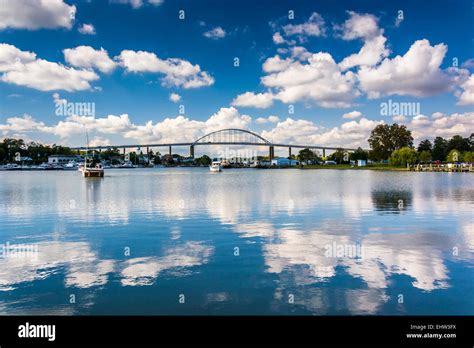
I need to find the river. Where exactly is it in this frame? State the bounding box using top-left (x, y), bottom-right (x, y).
top-left (0, 168), bottom-right (472, 315)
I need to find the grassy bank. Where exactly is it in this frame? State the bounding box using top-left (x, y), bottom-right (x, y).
top-left (300, 163), bottom-right (408, 171)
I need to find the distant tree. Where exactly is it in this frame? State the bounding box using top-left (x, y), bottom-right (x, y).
top-left (328, 148), bottom-right (350, 164)
top-left (418, 150), bottom-right (432, 162)
top-left (389, 147), bottom-right (418, 166)
top-left (417, 139), bottom-right (432, 153)
top-left (446, 149), bottom-right (461, 162)
top-left (297, 148), bottom-right (321, 162)
top-left (350, 147), bottom-right (369, 161)
top-left (462, 152), bottom-right (474, 162)
top-left (368, 123), bottom-right (413, 161)
top-left (447, 135), bottom-right (471, 153)
top-left (432, 137), bottom-right (448, 161)
top-left (195, 155), bottom-right (211, 166)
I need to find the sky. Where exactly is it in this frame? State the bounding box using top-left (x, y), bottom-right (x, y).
top-left (0, 0), bottom-right (473, 156)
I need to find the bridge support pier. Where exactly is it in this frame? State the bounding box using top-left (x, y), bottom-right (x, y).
top-left (269, 146), bottom-right (274, 161)
top-left (288, 147), bottom-right (292, 159)
top-left (146, 146), bottom-right (150, 164)
top-left (190, 145), bottom-right (194, 158)
top-left (323, 148), bottom-right (326, 158)
top-left (169, 146), bottom-right (172, 156)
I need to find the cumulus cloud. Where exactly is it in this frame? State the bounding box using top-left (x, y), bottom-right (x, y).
top-left (255, 115), bottom-right (280, 124)
top-left (261, 117), bottom-right (382, 149)
top-left (262, 55), bottom-right (293, 73)
top-left (169, 93), bottom-right (181, 103)
top-left (231, 92), bottom-right (274, 108)
top-left (0, 107), bottom-right (250, 145)
top-left (261, 52), bottom-right (359, 108)
top-left (358, 39), bottom-right (466, 99)
top-left (78, 23), bottom-right (96, 35)
top-left (64, 46), bottom-right (116, 73)
top-left (116, 49), bottom-right (214, 88)
top-left (203, 26), bottom-right (226, 39)
top-left (0, 0), bottom-right (76, 30)
top-left (342, 111), bottom-right (362, 119)
top-left (2, 109), bottom-right (472, 150)
top-left (337, 11), bottom-right (389, 70)
top-left (0, 43), bottom-right (100, 91)
top-left (407, 111), bottom-right (474, 141)
top-left (457, 74), bottom-right (474, 105)
top-left (281, 12), bottom-right (326, 42)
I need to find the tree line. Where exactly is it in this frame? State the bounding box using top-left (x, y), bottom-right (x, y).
top-left (297, 124), bottom-right (473, 166)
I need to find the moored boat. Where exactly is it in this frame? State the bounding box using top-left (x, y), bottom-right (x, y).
top-left (209, 161), bottom-right (222, 172)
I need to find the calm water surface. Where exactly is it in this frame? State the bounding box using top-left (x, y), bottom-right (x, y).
top-left (0, 168), bottom-right (473, 315)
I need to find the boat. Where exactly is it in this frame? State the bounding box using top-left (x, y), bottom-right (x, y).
top-left (64, 160), bottom-right (78, 170)
top-left (81, 159), bottom-right (104, 177)
top-left (80, 128), bottom-right (104, 178)
top-left (209, 161), bottom-right (222, 172)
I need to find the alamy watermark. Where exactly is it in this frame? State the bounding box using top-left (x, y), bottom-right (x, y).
top-left (0, 241), bottom-right (38, 260)
top-left (380, 99), bottom-right (420, 117)
top-left (216, 148), bottom-right (258, 162)
top-left (55, 97), bottom-right (95, 117)
top-left (324, 242), bottom-right (364, 259)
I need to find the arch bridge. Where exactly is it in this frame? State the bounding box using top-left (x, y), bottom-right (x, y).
top-left (71, 128), bottom-right (363, 159)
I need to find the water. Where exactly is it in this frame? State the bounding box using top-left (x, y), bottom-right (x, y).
top-left (0, 168), bottom-right (472, 315)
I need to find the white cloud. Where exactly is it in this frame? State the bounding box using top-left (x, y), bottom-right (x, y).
top-left (342, 110), bottom-right (362, 119)
top-left (272, 32), bottom-right (285, 44)
top-left (262, 55), bottom-right (293, 73)
top-left (407, 111), bottom-right (474, 141)
top-left (261, 117), bottom-right (381, 149)
top-left (169, 93), bottom-right (181, 103)
top-left (282, 12), bottom-right (326, 40)
top-left (0, 0), bottom-right (76, 30)
top-left (116, 49), bottom-right (214, 88)
top-left (337, 12), bottom-right (389, 70)
top-left (203, 26), bottom-right (226, 39)
top-left (457, 74), bottom-right (474, 105)
top-left (337, 11), bottom-right (381, 41)
top-left (261, 52), bottom-right (359, 108)
top-left (392, 115), bottom-right (406, 123)
top-left (112, 0), bottom-right (163, 9)
top-left (358, 39), bottom-right (465, 99)
top-left (255, 115), bottom-right (280, 124)
top-left (78, 23), bottom-right (96, 35)
top-left (231, 92), bottom-right (274, 108)
top-left (2, 109), bottom-right (472, 150)
top-left (0, 43), bottom-right (99, 91)
top-left (64, 46), bottom-right (116, 73)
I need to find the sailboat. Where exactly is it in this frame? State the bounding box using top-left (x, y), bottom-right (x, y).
top-left (80, 128), bottom-right (104, 178)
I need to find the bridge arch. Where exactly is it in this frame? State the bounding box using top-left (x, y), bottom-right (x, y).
top-left (191, 128), bottom-right (272, 146)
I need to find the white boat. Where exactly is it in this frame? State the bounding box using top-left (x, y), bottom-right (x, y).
top-left (64, 160), bottom-right (78, 170)
top-left (80, 128), bottom-right (104, 178)
top-left (81, 159), bottom-right (104, 177)
top-left (209, 161), bottom-right (222, 172)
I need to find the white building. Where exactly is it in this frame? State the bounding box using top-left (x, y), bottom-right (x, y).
top-left (48, 155), bottom-right (82, 164)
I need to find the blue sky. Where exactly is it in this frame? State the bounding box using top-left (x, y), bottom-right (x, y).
top-left (0, 0), bottom-right (472, 152)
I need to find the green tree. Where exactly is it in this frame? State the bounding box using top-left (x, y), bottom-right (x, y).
top-left (417, 139), bottom-right (432, 153)
top-left (297, 148), bottom-right (321, 162)
top-left (389, 147), bottom-right (418, 167)
top-left (328, 148), bottom-right (349, 164)
top-left (446, 149), bottom-right (461, 162)
top-left (418, 150), bottom-right (431, 162)
top-left (432, 137), bottom-right (448, 161)
top-left (447, 135), bottom-right (470, 153)
top-left (195, 155), bottom-right (211, 166)
top-left (462, 152), bottom-right (474, 162)
top-left (368, 123), bottom-right (413, 161)
top-left (350, 147), bottom-right (369, 161)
